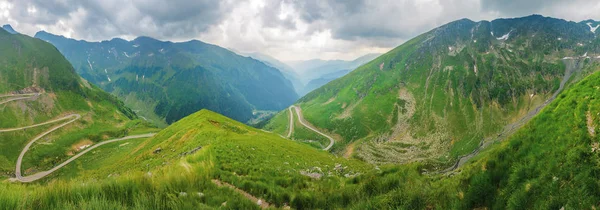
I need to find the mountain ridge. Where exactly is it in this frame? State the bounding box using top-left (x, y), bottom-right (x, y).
top-left (267, 14), bottom-right (600, 165)
top-left (34, 31), bottom-right (298, 126)
top-left (0, 28), bottom-right (156, 179)
top-left (1, 24), bottom-right (18, 34)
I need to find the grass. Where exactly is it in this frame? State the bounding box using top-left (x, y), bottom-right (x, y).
top-left (262, 108), bottom-right (290, 136)
top-left (0, 110), bottom-right (375, 209)
top-left (2, 15), bottom-right (600, 209)
top-left (2, 67), bottom-right (600, 209)
top-left (0, 29), bottom-right (157, 182)
top-left (266, 16), bottom-right (594, 165)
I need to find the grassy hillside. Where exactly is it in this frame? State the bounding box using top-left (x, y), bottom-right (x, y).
top-left (340, 62), bottom-right (600, 209)
top-left (2, 65), bottom-right (600, 208)
top-left (34, 33), bottom-right (298, 126)
top-left (0, 28), bottom-right (156, 180)
top-left (0, 110), bottom-right (374, 209)
top-left (266, 15), bottom-right (600, 165)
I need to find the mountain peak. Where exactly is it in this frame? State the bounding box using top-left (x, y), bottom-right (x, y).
top-left (35, 30), bottom-right (64, 39)
top-left (1, 24), bottom-right (19, 34)
top-left (133, 36), bottom-right (159, 42)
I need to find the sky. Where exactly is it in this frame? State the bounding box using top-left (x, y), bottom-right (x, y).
top-left (1, 0), bottom-right (600, 61)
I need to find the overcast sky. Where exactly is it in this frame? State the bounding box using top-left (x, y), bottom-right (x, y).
top-left (1, 0), bottom-right (600, 61)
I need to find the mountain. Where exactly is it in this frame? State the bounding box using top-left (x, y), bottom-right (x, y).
top-left (4, 68), bottom-right (600, 209)
top-left (288, 53), bottom-right (380, 80)
top-left (243, 52), bottom-right (304, 95)
top-left (266, 15), bottom-right (600, 164)
top-left (0, 27), bottom-right (153, 177)
top-left (303, 69), bottom-right (351, 94)
top-left (288, 53), bottom-right (380, 95)
top-left (241, 52), bottom-right (380, 96)
top-left (0, 108), bottom-right (376, 209)
top-left (2, 16), bottom-right (600, 209)
top-left (34, 32), bottom-right (298, 126)
top-left (6, 67), bottom-right (600, 209)
top-left (1, 24), bottom-right (18, 34)
top-left (581, 19), bottom-right (600, 34)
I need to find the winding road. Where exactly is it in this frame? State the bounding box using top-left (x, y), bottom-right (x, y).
top-left (1, 92), bottom-right (155, 182)
top-left (15, 133), bottom-right (155, 183)
top-left (289, 105), bottom-right (335, 151)
top-left (440, 59), bottom-right (584, 173)
top-left (0, 93), bottom-right (40, 105)
top-left (286, 107), bottom-right (294, 138)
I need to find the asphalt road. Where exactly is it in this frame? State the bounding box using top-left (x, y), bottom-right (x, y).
top-left (0, 93), bottom-right (39, 105)
top-left (1, 92), bottom-right (155, 182)
top-left (286, 107), bottom-right (294, 138)
top-left (290, 105), bottom-right (334, 151)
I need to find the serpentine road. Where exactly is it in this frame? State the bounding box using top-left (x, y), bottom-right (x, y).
top-left (440, 59), bottom-right (584, 173)
top-left (1, 92), bottom-right (155, 182)
top-left (289, 105), bottom-right (334, 151)
top-left (15, 133), bottom-right (155, 183)
top-left (0, 93), bottom-right (40, 105)
top-left (286, 107), bottom-right (294, 138)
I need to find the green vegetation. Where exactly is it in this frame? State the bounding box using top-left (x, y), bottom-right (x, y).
top-left (267, 15), bottom-right (600, 165)
top-left (449, 69), bottom-right (600, 208)
top-left (0, 28), bottom-right (156, 180)
top-left (262, 108), bottom-right (290, 136)
top-left (2, 66), bottom-right (600, 208)
top-left (0, 110), bottom-right (373, 209)
top-left (2, 16), bottom-right (600, 209)
top-left (337, 64), bottom-right (600, 209)
top-left (34, 32), bottom-right (298, 126)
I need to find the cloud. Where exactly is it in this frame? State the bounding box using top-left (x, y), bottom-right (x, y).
top-left (1, 0), bottom-right (600, 61)
top-left (0, 0), bottom-right (232, 41)
top-left (481, 0), bottom-right (597, 18)
top-left (257, 0), bottom-right (491, 47)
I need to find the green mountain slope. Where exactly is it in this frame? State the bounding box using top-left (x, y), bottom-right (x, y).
top-left (0, 109), bottom-right (374, 209)
top-left (5, 64), bottom-right (600, 208)
top-left (0, 28), bottom-right (154, 178)
top-left (34, 32), bottom-right (298, 126)
top-left (342, 63), bottom-right (600, 209)
top-left (266, 15), bottom-right (600, 165)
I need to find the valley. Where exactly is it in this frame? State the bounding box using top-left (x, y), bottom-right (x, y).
top-left (34, 33), bottom-right (298, 127)
top-left (1, 6), bottom-right (600, 209)
top-left (267, 15), bottom-right (600, 167)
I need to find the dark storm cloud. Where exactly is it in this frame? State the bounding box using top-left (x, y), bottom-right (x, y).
top-left (258, 0), bottom-right (486, 47)
top-left (257, 0), bottom-right (600, 48)
top-left (132, 0), bottom-right (223, 24)
top-left (2, 0), bottom-right (599, 60)
top-left (3, 0), bottom-right (233, 41)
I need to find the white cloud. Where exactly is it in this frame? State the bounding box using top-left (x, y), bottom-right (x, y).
top-left (1, 0), bottom-right (600, 61)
